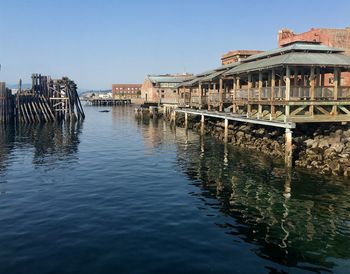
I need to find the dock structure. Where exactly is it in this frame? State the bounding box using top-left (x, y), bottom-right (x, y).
top-left (174, 43), bottom-right (350, 167)
top-left (0, 74), bottom-right (85, 124)
top-left (88, 98), bottom-right (131, 106)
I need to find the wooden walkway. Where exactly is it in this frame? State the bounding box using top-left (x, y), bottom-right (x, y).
top-left (172, 107), bottom-right (294, 167)
top-left (88, 99), bottom-right (131, 106)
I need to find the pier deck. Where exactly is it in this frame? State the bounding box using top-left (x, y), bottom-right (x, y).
top-left (88, 98), bottom-right (131, 106)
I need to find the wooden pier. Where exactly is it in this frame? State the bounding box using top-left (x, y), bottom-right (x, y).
top-left (0, 74), bottom-right (85, 124)
top-left (173, 43), bottom-right (350, 167)
top-left (88, 98), bottom-right (131, 106)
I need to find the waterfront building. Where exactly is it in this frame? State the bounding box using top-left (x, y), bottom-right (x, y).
top-left (221, 50), bottom-right (263, 65)
top-left (141, 74), bottom-right (193, 104)
top-left (112, 84), bottom-right (142, 99)
top-left (278, 27), bottom-right (350, 85)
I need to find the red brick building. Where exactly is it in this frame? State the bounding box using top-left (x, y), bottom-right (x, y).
top-left (278, 27), bottom-right (350, 86)
top-left (221, 50), bottom-right (263, 65)
top-left (111, 84), bottom-right (142, 99)
top-left (141, 74), bottom-right (193, 104)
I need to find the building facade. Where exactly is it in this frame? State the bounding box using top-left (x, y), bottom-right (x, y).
top-left (278, 27), bottom-right (350, 86)
top-left (141, 74), bottom-right (193, 104)
top-left (111, 84), bottom-right (142, 99)
top-left (221, 50), bottom-right (263, 65)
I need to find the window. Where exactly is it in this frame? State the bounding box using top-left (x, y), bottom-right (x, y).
top-left (173, 90), bottom-right (176, 93)
top-left (161, 90), bottom-right (165, 93)
top-left (161, 95), bottom-right (165, 98)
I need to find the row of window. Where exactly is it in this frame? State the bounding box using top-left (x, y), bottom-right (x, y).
top-left (114, 87), bottom-right (141, 91)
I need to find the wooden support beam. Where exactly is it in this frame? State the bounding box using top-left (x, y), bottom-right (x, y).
top-left (207, 83), bottom-right (211, 111)
top-left (247, 74), bottom-right (252, 117)
top-left (332, 67), bottom-right (339, 115)
top-left (198, 82), bottom-right (202, 109)
top-left (219, 78), bottom-right (223, 112)
top-left (309, 66), bottom-right (315, 116)
top-left (285, 66), bottom-right (291, 121)
top-left (270, 69), bottom-right (276, 120)
top-left (258, 71), bottom-right (263, 119)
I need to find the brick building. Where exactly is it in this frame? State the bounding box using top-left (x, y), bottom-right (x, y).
top-left (278, 27), bottom-right (350, 86)
top-left (221, 50), bottom-right (263, 65)
top-left (141, 74), bottom-right (193, 104)
top-left (111, 84), bottom-right (142, 99)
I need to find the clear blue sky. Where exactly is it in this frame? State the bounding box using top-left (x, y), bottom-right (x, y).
top-left (0, 0), bottom-right (349, 89)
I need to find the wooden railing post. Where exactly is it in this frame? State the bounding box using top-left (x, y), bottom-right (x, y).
top-left (271, 69), bottom-right (276, 120)
top-left (247, 73), bottom-right (252, 117)
top-left (219, 78), bottom-right (223, 112)
top-left (309, 66), bottom-right (315, 116)
top-left (258, 71), bottom-right (263, 119)
top-left (285, 66), bottom-right (291, 121)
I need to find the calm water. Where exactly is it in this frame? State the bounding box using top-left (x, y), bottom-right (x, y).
top-left (0, 106), bottom-right (349, 274)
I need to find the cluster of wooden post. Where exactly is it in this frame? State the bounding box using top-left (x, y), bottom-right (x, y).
top-left (0, 82), bottom-right (14, 123)
top-left (0, 74), bottom-right (85, 124)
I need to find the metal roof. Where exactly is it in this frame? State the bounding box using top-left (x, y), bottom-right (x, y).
top-left (224, 52), bottom-right (350, 75)
top-left (243, 43), bottom-right (344, 63)
top-left (148, 75), bottom-right (191, 84)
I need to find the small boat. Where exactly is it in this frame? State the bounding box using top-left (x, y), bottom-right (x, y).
top-left (99, 110), bottom-right (110, 113)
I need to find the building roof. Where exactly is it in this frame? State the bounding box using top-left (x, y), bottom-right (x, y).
top-left (243, 43), bottom-right (344, 63)
top-left (221, 50), bottom-right (263, 59)
top-left (224, 52), bottom-right (350, 75)
top-left (147, 75), bottom-right (192, 84)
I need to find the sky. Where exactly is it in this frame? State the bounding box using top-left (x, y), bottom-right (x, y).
top-left (0, 0), bottom-right (349, 90)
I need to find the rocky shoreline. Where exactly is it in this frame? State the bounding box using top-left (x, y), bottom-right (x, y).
top-left (171, 112), bottom-right (350, 177)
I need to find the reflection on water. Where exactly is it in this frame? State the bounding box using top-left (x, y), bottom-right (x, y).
top-left (0, 121), bottom-right (83, 174)
top-left (139, 116), bottom-right (350, 273)
top-left (0, 108), bottom-right (349, 274)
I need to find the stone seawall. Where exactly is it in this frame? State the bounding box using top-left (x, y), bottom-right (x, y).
top-left (172, 113), bottom-right (350, 177)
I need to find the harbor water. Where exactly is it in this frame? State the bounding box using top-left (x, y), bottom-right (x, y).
top-left (0, 106), bottom-right (349, 274)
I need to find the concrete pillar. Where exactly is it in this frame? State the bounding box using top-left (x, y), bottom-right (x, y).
top-left (285, 66), bottom-right (291, 120)
top-left (185, 112), bottom-right (188, 128)
top-left (224, 118), bottom-right (228, 143)
top-left (189, 87), bottom-right (192, 108)
top-left (200, 114), bottom-right (205, 135)
top-left (309, 66), bottom-right (315, 116)
top-left (285, 128), bottom-right (293, 168)
top-left (219, 78), bottom-right (223, 112)
top-left (258, 71), bottom-right (263, 119)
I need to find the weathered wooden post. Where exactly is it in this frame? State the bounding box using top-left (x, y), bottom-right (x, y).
top-left (219, 78), bottom-right (223, 112)
top-left (198, 82), bottom-right (202, 110)
top-left (207, 83), bottom-right (211, 111)
top-left (258, 71), bottom-right (263, 119)
top-left (247, 73), bottom-right (252, 117)
top-left (270, 69), bottom-right (276, 120)
top-left (332, 67), bottom-right (339, 115)
top-left (309, 66), bottom-right (315, 116)
top-left (285, 66), bottom-right (291, 122)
